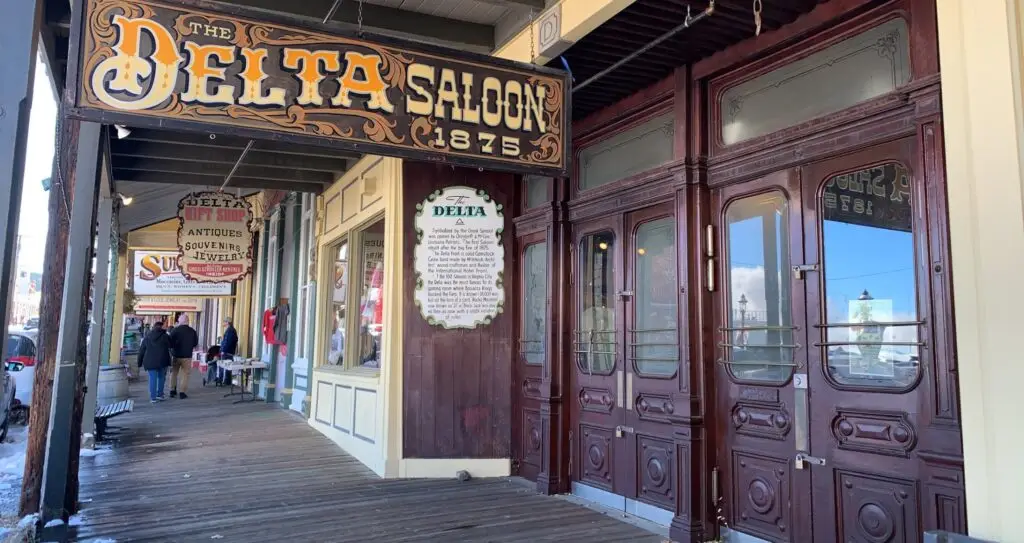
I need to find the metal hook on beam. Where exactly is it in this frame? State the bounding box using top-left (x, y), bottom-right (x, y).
top-left (574, 0), bottom-right (714, 93)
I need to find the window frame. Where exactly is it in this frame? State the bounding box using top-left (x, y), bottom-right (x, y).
top-left (518, 232), bottom-right (548, 367)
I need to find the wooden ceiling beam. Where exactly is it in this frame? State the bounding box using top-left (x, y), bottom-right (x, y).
top-left (113, 160), bottom-right (335, 184)
top-left (113, 171), bottom-right (327, 194)
top-left (116, 128), bottom-right (362, 160)
top-left (110, 140), bottom-right (350, 174)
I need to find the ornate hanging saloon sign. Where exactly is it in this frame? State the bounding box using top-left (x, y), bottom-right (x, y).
top-left (176, 192), bottom-right (254, 283)
top-left (413, 187), bottom-right (504, 329)
top-left (68, 0), bottom-right (570, 175)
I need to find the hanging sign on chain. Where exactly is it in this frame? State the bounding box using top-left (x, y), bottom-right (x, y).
top-left (177, 191), bottom-right (254, 283)
top-left (68, 0), bottom-right (570, 175)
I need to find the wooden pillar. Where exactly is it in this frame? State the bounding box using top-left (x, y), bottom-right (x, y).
top-left (20, 116), bottom-right (78, 517)
top-left (40, 121), bottom-right (102, 525)
top-left (536, 175), bottom-right (571, 494)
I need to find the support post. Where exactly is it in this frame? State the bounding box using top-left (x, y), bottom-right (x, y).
top-left (40, 121), bottom-right (102, 525)
top-left (0, 0), bottom-right (43, 407)
top-left (82, 196), bottom-right (113, 445)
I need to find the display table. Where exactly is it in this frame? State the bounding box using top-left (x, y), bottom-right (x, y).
top-left (219, 359), bottom-right (268, 403)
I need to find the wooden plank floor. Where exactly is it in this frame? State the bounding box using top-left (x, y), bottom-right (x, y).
top-left (72, 371), bottom-right (665, 543)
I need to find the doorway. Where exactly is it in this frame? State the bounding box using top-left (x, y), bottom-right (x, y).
top-left (714, 138), bottom-right (947, 542)
top-left (569, 202), bottom-right (680, 526)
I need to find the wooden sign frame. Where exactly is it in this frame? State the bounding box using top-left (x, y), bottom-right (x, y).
top-left (65, 0), bottom-right (571, 176)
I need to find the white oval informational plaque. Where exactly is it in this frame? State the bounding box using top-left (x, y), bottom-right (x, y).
top-left (413, 186), bottom-right (505, 329)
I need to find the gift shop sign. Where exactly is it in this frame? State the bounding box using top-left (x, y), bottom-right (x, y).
top-left (176, 192), bottom-right (254, 282)
top-left (68, 0), bottom-right (569, 175)
top-left (413, 186), bottom-right (504, 329)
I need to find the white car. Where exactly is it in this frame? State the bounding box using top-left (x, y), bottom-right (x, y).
top-left (5, 329), bottom-right (36, 407)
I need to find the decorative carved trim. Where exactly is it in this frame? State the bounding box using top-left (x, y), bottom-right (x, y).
top-left (731, 401), bottom-right (791, 441)
top-left (830, 408), bottom-right (918, 457)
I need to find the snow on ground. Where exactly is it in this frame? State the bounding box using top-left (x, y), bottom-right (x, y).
top-left (0, 425), bottom-right (29, 529)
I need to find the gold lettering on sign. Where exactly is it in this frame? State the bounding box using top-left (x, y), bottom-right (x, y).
top-left (238, 49), bottom-right (286, 106)
top-left (333, 52), bottom-right (394, 113)
top-left (282, 49), bottom-right (341, 106)
top-left (181, 43), bottom-right (236, 104)
top-left (91, 15), bottom-right (182, 110)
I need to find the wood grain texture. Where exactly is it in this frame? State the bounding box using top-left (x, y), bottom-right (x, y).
top-left (72, 371), bottom-right (663, 542)
top-left (401, 162), bottom-right (516, 459)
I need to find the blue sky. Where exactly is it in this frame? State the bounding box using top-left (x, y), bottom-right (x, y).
top-left (728, 212), bottom-right (917, 321)
top-left (17, 57), bottom-right (57, 274)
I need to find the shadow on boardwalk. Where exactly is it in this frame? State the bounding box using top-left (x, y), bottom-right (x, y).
top-left (72, 371), bottom-right (666, 542)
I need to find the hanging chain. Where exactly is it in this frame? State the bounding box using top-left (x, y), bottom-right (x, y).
top-left (753, 0), bottom-right (763, 36)
top-left (357, 0), bottom-right (364, 33)
top-left (529, 9), bottom-right (536, 63)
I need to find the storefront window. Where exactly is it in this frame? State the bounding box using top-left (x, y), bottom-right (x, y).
top-left (326, 241), bottom-right (348, 366)
top-left (632, 217), bottom-right (678, 377)
top-left (577, 232), bottom-right (616, 374)
top-left (820, 163), bottom-right (920, 389)
top-left (525, 175), bottom-right (550, 209)
top-left (724, 192), bottom-right (794, 383)
top-left (522, 242), bottom-right (547, 365)
top-left (356, 219), bottom-right (385, 369)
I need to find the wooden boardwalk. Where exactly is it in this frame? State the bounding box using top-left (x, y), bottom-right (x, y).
top-left (72, 371), bottom-right (665, 542)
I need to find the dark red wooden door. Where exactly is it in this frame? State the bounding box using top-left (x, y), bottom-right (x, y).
top-left (716, 137), bottom-right (947, 542)
top-left (714, 169), bottom-right (813, 543)
top-left (802, 138), bottom-right (931, 542)
top-left (621, 203), bottom-right (680, 513)
top-left (571, 214), bottom-right (628, 493)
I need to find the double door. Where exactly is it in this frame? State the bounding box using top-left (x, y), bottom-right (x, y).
top-left (570, 203), bottom-right (680, 524)
top-left (715, 138), bottom-right (944, 541)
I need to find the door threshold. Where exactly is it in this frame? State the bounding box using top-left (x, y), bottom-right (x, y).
top-left (559, 490), bottom-right (670, 539)
top-left (721, 527), bottom-right (771, 543)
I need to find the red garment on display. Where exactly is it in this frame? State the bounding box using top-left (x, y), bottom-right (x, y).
top-left (262, 308), bottom-right (278, 345)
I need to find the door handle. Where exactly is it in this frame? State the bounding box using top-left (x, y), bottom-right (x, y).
top-left (616, 370), bottom-right (624, 408)
top-left (615, 425), bottom-right (635, 438)
top-left (625, 372), bottom-right (633, 411)
top-left (794, 452), bottom-right (826, 470)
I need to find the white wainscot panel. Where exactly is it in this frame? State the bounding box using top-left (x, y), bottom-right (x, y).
top-left (353, 387), bottom-right (378, 444)
top-left (334, 384), bottom-right (354, 434)
top-left (314, 381), bottom-right (333, 426)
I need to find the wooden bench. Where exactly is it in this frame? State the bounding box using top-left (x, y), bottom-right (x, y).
top-left (94, 399), bottom-right (133, 441)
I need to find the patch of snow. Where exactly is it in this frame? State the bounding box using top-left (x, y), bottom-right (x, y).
top-left (17, 513), bottom-right (38, 528)
top-left (84, 539), bottom-right (117, 543)
top-left (80, 447), bottom-right (112, 457)
top-left (210, 535), bottom-right (224, 539)
top-left (69, 514), bottom-right (84, 527)
top-left (44, 518), bottom-right (64, 528)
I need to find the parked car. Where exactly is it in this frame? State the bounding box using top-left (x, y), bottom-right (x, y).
top-left (0, 364), bottom-right (15, 441)
top-left (5, 329), bottom-right (36, 407)
top-left (23, 317), bottom-right (39, 331)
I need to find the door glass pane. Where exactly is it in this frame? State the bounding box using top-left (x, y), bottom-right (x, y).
top-left (632, 217), bottom-right (678, 377)
top-left (522, 242), bottom-right (547, 365)
top-left (356, 219), bottom-right (385, 369)
top-left (820, 163), bottom-right (920, 389)
top-left (725, 192), bottom-right (794, 382)
top-left (577, 232), bottom-right (616, 374)
top-left (326, 241), bottom-right (348, 367)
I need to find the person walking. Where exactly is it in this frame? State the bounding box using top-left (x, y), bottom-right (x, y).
top-left (137, 321), bottom-right (172, 404)
top-left (217, 317), bottom-right (239, 386)
top-left (168, 314), bottom-right (199, 399)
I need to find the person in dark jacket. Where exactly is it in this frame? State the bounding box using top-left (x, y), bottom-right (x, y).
top-left (217, 317), bottom-right (239, 386)
top-left (168, 314), bottom-right (199, 399)
top-left (137, 321), bottom-right (172, 403)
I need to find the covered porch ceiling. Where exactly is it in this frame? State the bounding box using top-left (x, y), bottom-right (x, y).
top-left (553, 0), bottom-right (862, 121)
top-left (38, 0), bottom-right (554, 234)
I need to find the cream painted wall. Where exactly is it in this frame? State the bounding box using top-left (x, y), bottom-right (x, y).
top-left (937, 0), bottom-right (1024, 539)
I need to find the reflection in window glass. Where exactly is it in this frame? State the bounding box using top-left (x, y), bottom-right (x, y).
top-left (327, 241), bottom-right (348, 366)
top-left (725, 192), bottom-right (794, 382)
top-left (522, 242), bottom-right (547, 365)
top-left (577, 232), bottom-right (616, 374)
top-left (357, 219), bottom-right (385, 369)
top-left (633, 217), bottom-right (678, 377)
top-left (821, 163), bottom-right (919, 389)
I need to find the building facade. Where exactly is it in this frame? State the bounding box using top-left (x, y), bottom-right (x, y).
top-left (47, 0), bottom-right (1024, 541)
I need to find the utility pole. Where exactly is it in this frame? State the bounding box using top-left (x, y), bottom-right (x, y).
top-left (0, 0), bottom-right (43, 419)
